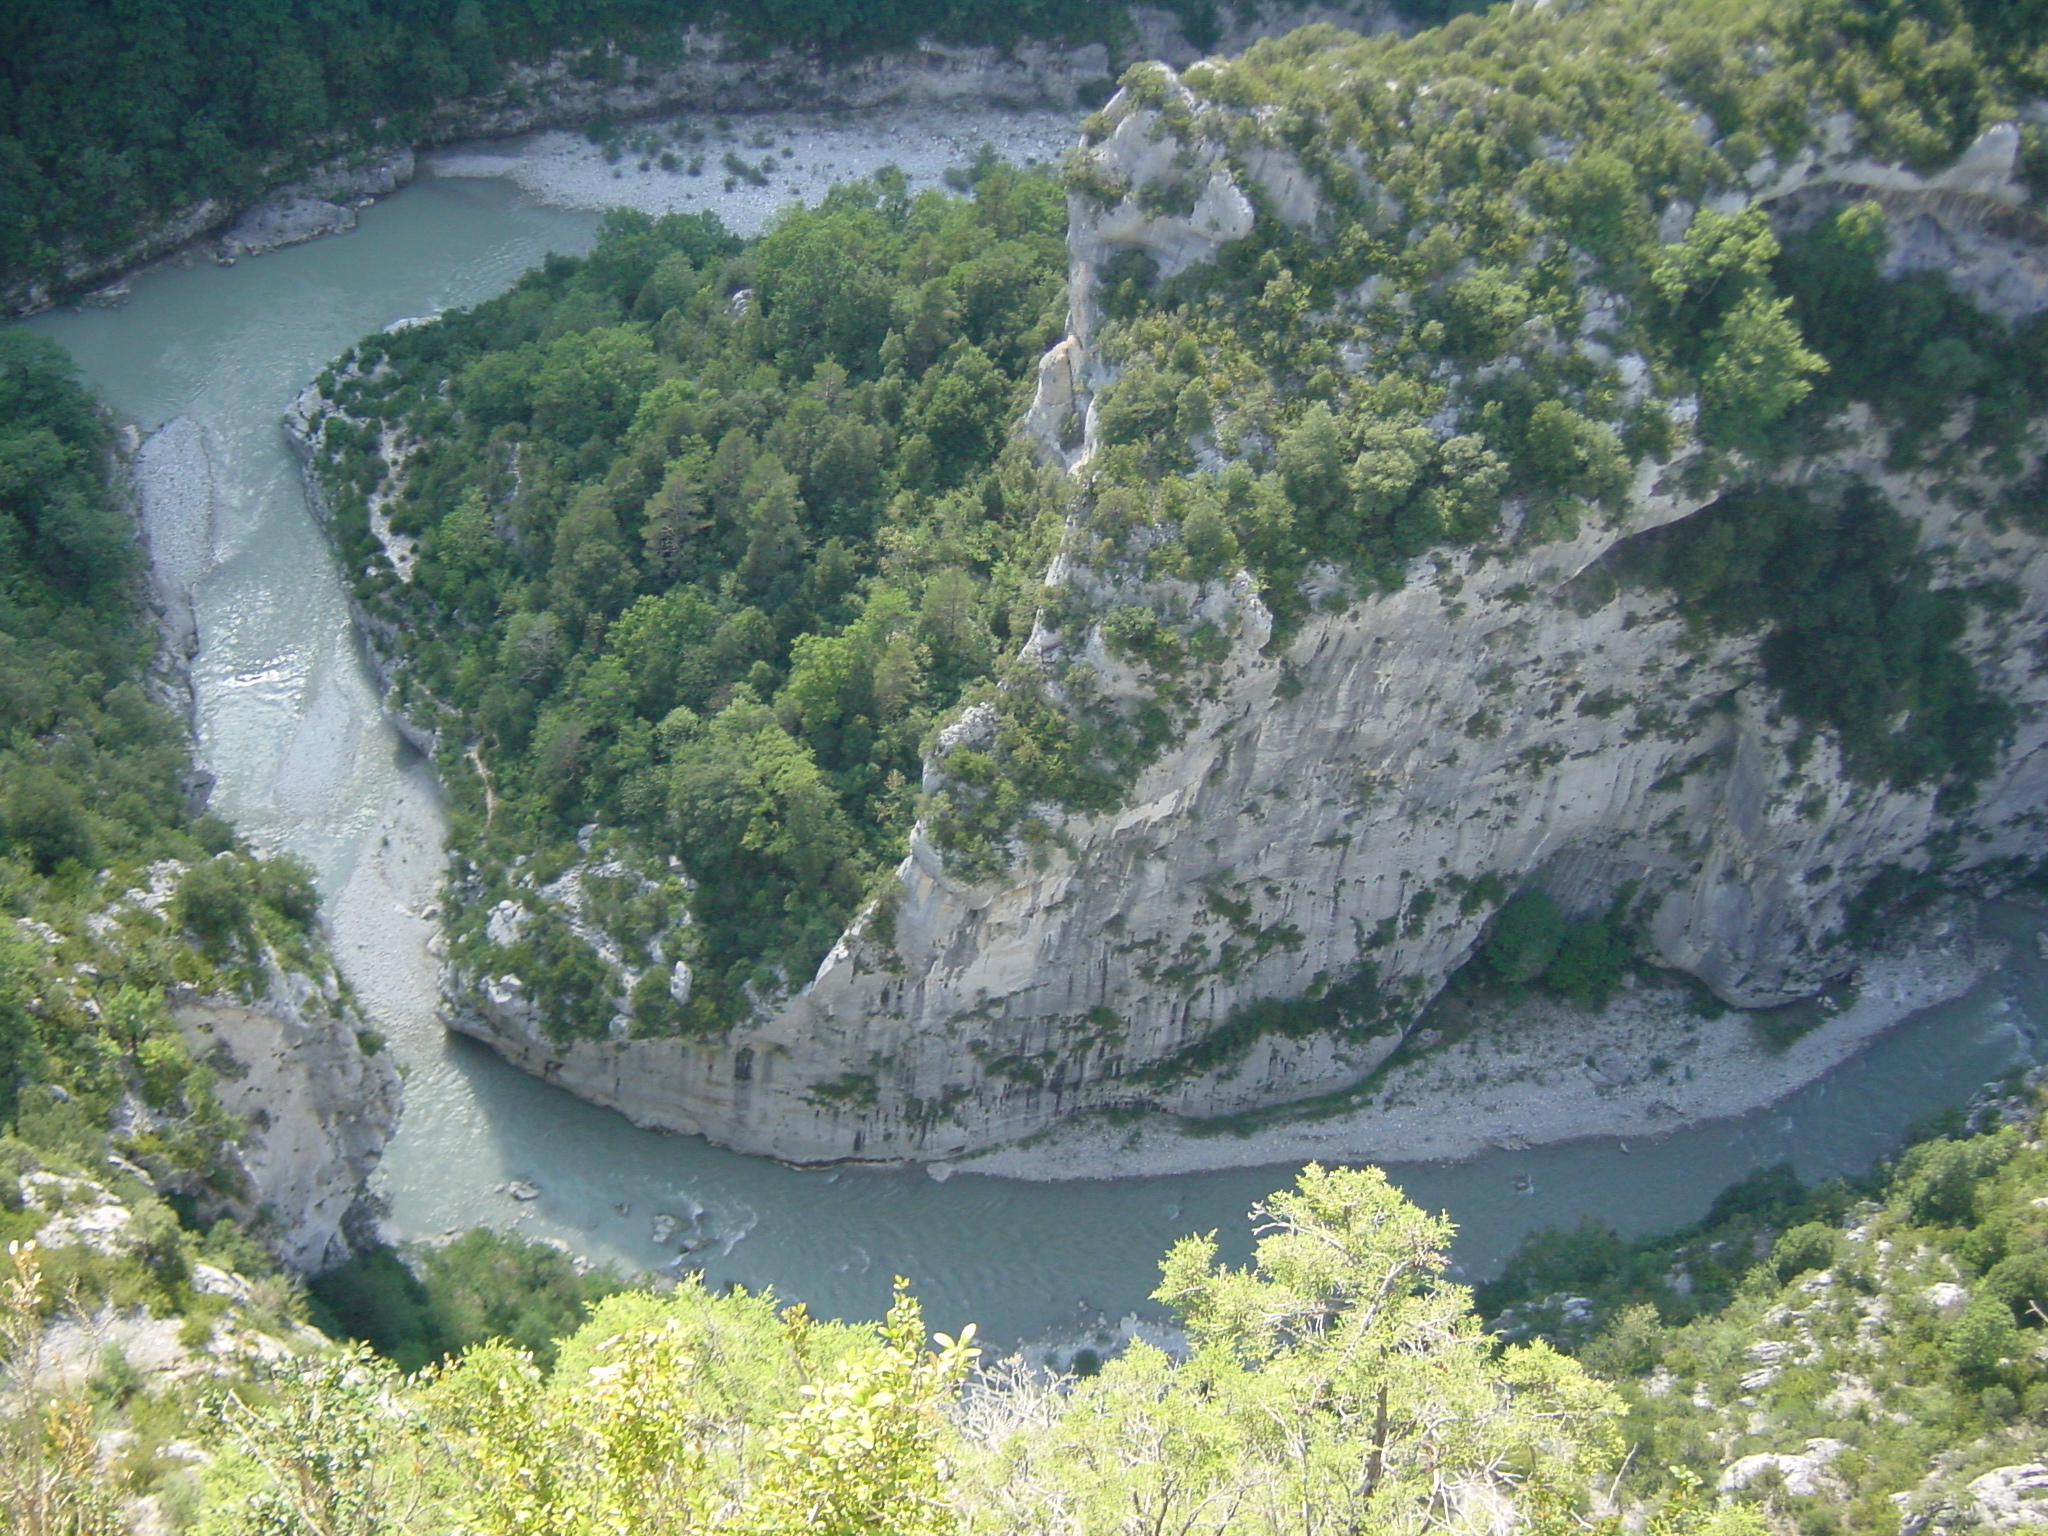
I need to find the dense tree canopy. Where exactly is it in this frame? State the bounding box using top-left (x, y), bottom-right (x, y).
top-left (0, 0), bottom-right (1227, 302)
top-left (308, 166), bottom-right (1070, 1031)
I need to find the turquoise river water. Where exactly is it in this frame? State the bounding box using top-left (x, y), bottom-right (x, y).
top-left (21, 146), bottom-right (2040, 1351)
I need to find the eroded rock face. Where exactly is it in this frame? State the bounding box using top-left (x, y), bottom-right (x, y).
top-left (175, 957), bottom-right (402, 1273)
top-left (443, 78), bottom-right (2048, 1166)
top-left (218, 197), bottom-right (358, 260)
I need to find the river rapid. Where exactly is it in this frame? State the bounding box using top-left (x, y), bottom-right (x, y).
top-left (19, 113), bottom-right (2043, 1352)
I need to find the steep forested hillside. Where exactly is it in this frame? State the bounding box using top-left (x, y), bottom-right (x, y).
top-left (947, 0), bottom-right (2048, 857)
top-left (17, 0), bottom-right (2048, 1527)
top-left (1480, 1080), bottom-right (2048, 1532)
top-left (303, 165), bottom-right (1074, 1030)
top-left (0, 330), bottom-right (313, 1178)
top-left (0, 325), bottom-right (406, 1309)
top-left (312, 0), bottom-right (2048, 1086)
top-left (0, 0), bottom-right (1240, 305)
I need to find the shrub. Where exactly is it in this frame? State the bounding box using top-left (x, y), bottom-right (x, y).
top-left (175, 858), bottom-right (254, 958)
top-left (1894, 1134), bottom-right (2013, 1228)
top-left (1545, 917), bottom-right (1626, 1007)
top-left (256, 854), bottom-right (321, 931)
top-left (1947, 1294), bottom-right (2021, 1382)
top-left (3, 766), bottom-right (96, 874)
top-left (1482, 890), bottom-right (1564, 983)
top-left (1772, 1222), bottom-right (1837, 1281)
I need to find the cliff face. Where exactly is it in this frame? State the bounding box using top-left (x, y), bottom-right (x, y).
top-left (409, 3), bottom-right (1399, 139)
top-left (171, 956), bottom-right (402, 1274)
top-left (441, 69), bottom-right (2048, 1164)
top-left (72, 853), bottom-right (406, 1275)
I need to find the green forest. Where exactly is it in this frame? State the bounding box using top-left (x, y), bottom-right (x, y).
top-left (306, 0), bottom-right (2048, 1042)
top-left (9, 0), bottom-right (2048, 1530)
top-left (0, 0), bottom-right (1248, 305)
top-left (308, 163), bottom-right (1073, 1030)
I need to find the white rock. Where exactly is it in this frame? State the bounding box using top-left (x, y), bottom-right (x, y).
top-left (1924, 1281), bottom-right (1970, 1318)
top-left (218, 197), bottom-right (357, 259)
top-left (173, 950), bottom-right (402, 1272)
top-left (487, 900), bottom-right (530, 949)
top-left (1720, 1439), bottom-right (1849, 1497)
top-left (1968, 1463), bottom-right (2048, 1528)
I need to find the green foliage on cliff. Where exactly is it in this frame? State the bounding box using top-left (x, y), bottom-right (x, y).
top-left (306, 0), bottom-right (2048, 1042)
top-left (1099, 0), bottom-right (2048, 562)
top-left (1483, 1081), bottom-right (2048, 1532)
top-left (939, 0), bottom-right (2048, 867)
top-left (1635, 480), bottom-right (2015, 792)
top-left (182, 1165), bottom-right (1628, 1536)
top-left (0, 0), bottom-right (1223, 305)
top-left (310, 1228), bottom-right (626, 1373)
top-left (0, 329), bottom-right (342, 1244)
top-left (1463, 887), bottom-right (1631, 1008)
top-left (310, 168), bottom-right (1069, 1031)
top-left (15, 1083), bottom-right (2047, 1535)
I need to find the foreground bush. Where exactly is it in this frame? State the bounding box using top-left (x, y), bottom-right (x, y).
top-left (187, 1166), bottom-right (1620, 1535)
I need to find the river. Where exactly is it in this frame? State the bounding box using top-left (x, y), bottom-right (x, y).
top-left (20, 119), bottom-right (2042, 1354)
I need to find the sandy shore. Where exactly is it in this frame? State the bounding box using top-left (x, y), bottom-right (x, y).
top-left (948, 910), bottom-right (2006, 1182)
top-left (427, 104), bottom-right (1077, 236)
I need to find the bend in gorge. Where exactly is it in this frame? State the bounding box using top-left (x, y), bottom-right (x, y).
top-left (291, 5), bottom-right (2048, 1165)
top-left (15, 4), bottom-right (2048, 1531)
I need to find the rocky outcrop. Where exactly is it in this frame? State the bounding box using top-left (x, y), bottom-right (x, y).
top-left (441, 70), bottom-right (2048, 1166)
top-left (213, 148), bottom-right (417, 261)
top-left (1901, 1464), bottom-right (2048, 1533)
top-left (173, 957), bottom-right (401, 1274)
top-left (135, 417), bottom-right (215, 682)
top-left (76, 860), bottom-right (404, 1273)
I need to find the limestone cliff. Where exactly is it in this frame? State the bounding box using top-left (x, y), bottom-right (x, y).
top-left (171, 958), bottom-right (402, 1274)
top-left (439, 54), bottom-right (2048, 1164)
top-left (65, 860), bottom-right (405, 1273)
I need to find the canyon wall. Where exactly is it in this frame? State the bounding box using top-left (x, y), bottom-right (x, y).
top-left (173, 957), bottom-right (402, 1272)
top-left (441, 84), bottom-right (2048, 1164)
top-left (6, 3), bottom-right (1399, 315)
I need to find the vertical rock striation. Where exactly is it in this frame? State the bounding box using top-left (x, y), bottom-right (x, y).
top-left (174, 957), bottom-right (403, 1273)
top-left (398, 52), bottom-right (2048, 1165)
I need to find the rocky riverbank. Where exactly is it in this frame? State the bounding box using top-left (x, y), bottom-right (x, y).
top-left (6, 2), bottom-right (1400, 316)
top-left (119, 417), bottom-right (405, 1271)
top-left (425, 105), bottom-right (1078, 237)
top-left (12, 149), bottom-right (421, 317)
top-left (947, 906), bottom-right (2007, 1181)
